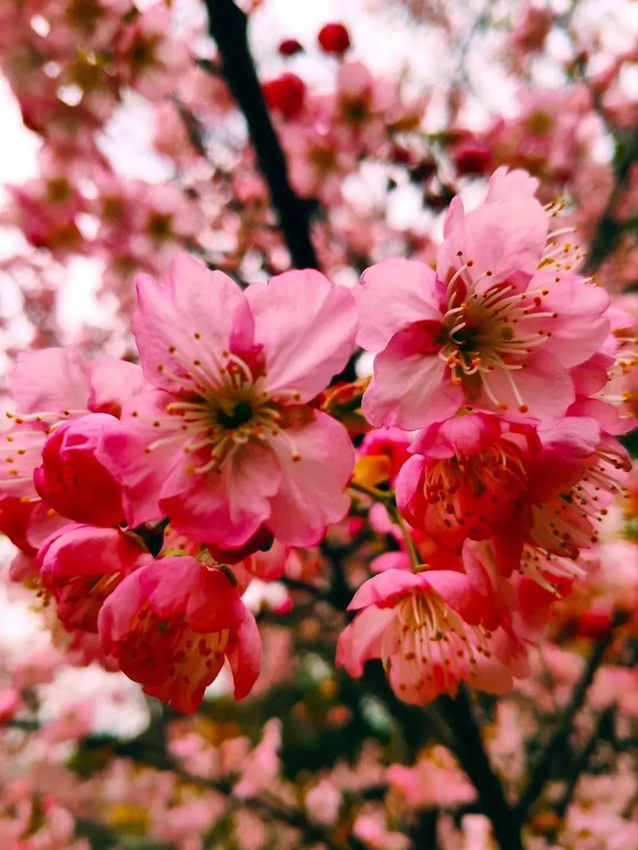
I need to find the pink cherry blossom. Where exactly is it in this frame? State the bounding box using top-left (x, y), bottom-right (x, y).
top-left (34, 414), bottom-right (125, 527)
top-left (98, 253), bottom-right (357, 550)
top-left (358, 169), bottom-right (611, 429)
top-left (98, 556), bottom-right (261, 712)
top-left (337, 566), bottom-right (518, 704)
top-left (397, 413), bottom-right (540, 561)
top-left (38, 523), bottom-right (152, 633)
top-left (0, 349), bottom-right (146, 563)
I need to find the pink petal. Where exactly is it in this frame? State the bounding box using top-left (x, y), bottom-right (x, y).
top-left (348, 569), bottom-right (423, 611)
top-left (478, 348), bottom-right (574, 425)
top-left (362, 325), bottom-right (463, 429)
top-left (356, 259), bottom-right (443, 351)
top-left (533, 273), bottom-right (611, 368)
top-left (227, 610), bottom-right (262, 699)
top-left (98, 569), bottom-right (146, 647)
top-left (96, 391), bottom-right (180, 527)
top-left (437, 198), bottom-right (547, 289)
top-left (484, 167), bottom-right (540, 202)
top-left (410, 412), bottom-right (504, 458)
top-left (246, 269), bottom-right (357, 401)
top-left (88, 359), bottom-right (149, 417)
top-left (421, 570), bottom-right (482, 625)
top-left (267, 412), bottom-right (354, 546)
top-left (134, 255), bottom-right (254, 395)
top-left (9, 349), bottom-right (90, 414)
top-left (336, 606), bottom-right (393, 677)
top-left (161, 441), bottom-right (282, 548)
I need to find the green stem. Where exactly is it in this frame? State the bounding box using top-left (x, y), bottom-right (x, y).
top-left (348, 482), bottom-right (422, 571)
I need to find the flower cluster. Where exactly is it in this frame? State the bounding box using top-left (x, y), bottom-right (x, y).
top-left (338, 167), bottom-right (634, 703)
top-left (1, 255), bottom-right (357, 711)
top-left (1, 169), bottom-right (634, 713)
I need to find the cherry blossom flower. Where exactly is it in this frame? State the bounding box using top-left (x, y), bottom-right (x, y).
top-left (0, 350), bottom-right (146, 567)
top-left (98, 556), bottom-right (261, 712)
top-left (397, 413), bottom-right (540, 560)
top-left (357, 168), bottom-right (611, 429)
top-left (98, 253), bottom-right (357, 550)
top-left (34, 414), bottom-right (125, 527)
top-left (337, 566), bottom-right (522, 704)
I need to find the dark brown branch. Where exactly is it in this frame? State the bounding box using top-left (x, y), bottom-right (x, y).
top-left (553, 705), bottom-right (616, 821)
top-left (439, 687), bottom-right (524, 850)
top-left (517, 621), bottom-right (619, 816)
top-left (203, 0), bottom-right (320, 270)
top-left (583, 127), bottom-right (637, 275)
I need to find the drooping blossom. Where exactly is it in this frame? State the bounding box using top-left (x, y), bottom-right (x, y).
top-left (337, 565), bottom-right (524, 704)
top-left (98, 556), bottom-right (261, 712)
top-left (98, 253), bottom-right (357, 551)
top-left (357, 168), bottom-right (611, 430)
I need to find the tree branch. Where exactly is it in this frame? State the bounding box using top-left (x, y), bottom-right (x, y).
top-left (517, 621), bottom-right (619, 816)
top-left (203, 0), bottom-right (320, 270)
top-left (439, 687), bottom-right (524, 850)
top-left (553, 705), bottom-right (616, 821)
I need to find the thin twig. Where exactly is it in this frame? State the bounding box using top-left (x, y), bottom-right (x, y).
top-left (203, 0), bottom-right (320, 270)
top-left (517, 620), bottom-right (620, 816)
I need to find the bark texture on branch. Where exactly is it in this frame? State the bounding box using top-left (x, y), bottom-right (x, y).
top-left (204, 0), bottom-right (320, 270)
top-left (440, 688), bottom-right (524, 850)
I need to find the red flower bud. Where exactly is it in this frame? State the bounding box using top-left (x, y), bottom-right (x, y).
top-left (278, 38), bottom-right (303, 57)
top-left (262, 73), bottom-right (306, 119)
top-left (317, 23), bottom-right (351, 56)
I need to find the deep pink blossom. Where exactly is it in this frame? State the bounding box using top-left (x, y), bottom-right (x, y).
top-left (34, 414), bottom-right (125, 527)
top-left (98, 556), bottom-right (261, 712)
top-left (357, 168), bottom-right (611, 429)
top-left (0, 349), bottom-right (146, 561)
top-left (397, 413), bottom-right (540, 563)
top-left (98, 253), bottom-right (357, 550)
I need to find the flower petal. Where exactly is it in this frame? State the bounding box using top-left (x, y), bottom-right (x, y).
top-left (267, 411), bottom-right (354, 546)
top-left (246, 269), bottom-right (357, 401)
top-left (362, 325), bottom-right (463, 429)
top-left (356, 258), bottom-right (443, 351)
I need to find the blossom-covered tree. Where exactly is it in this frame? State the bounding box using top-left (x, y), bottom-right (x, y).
top-left (0, 1), bottom-right (636, 848)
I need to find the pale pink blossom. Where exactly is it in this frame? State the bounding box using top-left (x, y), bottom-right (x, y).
top-left (337, 565), bottom-right (521, 704)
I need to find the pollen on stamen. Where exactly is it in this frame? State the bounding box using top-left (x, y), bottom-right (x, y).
top-left (292, 453), bottom-right (302, 462)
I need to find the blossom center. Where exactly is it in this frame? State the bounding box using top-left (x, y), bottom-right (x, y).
top-left (438, 255), bottom-right (560, 412)
top-left (144, 344), bottom-right (306, 472)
